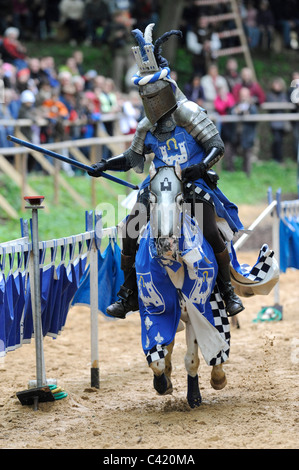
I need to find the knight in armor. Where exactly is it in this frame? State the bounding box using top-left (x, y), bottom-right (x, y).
top-left (88, 24), bottom-right (244, 319)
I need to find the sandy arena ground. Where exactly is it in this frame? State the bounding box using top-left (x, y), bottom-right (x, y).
top-left (0, 204), bottom-right (298, 450)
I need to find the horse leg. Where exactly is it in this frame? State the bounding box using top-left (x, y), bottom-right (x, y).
top-left (164, 340), bottom-right (174, 394)
top-left (150, 342), bottom-right (174, 395)
top-left (185, 321), bottom-right (201, 408)
top-left (210, 363), bottom-right (227, 390)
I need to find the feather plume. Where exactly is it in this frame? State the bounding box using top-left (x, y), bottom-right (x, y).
top-left (131, 28), bottom-right (147, 60)
top-left (144, 23), bottom-right (155, 44)
top-left (154, 30), bottom-right (183, 67)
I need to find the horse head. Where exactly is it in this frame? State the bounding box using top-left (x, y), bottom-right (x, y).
top-left (149, 162), bottom-right (183, 259)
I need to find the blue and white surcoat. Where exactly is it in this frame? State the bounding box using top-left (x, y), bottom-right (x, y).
top-left (139, 126), bottom-right (243, 233)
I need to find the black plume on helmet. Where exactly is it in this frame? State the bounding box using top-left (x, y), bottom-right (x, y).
top-left (153, 30), bottom-right (183, 67)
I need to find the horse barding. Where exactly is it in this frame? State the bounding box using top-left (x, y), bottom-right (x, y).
top-left (134, 163), bottom-right (279, 408)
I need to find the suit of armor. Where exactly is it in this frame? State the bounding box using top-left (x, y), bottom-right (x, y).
top-left (89, 25), bottom-right (244, 318)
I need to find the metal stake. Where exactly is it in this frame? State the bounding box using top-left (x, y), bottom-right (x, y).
top-left (25, 197), bottom-right (45, 390)
top-left (16, 196), bottom-right (58, 409)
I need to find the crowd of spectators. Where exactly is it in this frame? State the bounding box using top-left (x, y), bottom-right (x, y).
top-left (184, 58), bottom-right (299, 175)
top-left (0, 0), bottom-right (298, 176)
top-left (0, 34), bottom-right (145, 174)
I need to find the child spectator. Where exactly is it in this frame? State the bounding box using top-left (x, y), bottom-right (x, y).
top-left (40, 89), bottom-right (69, 143)
top-left (214, 86), bottom-right (235, 116)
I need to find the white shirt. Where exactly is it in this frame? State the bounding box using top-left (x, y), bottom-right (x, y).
top-left (201, 75), bottom-right (229, 103)
top-left (186, 29), bottom-right (221, 56)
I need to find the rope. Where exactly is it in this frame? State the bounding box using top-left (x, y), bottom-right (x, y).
top-left (49, 384), bottom-right (68, 400)
top-left (252, 306), bottom-right (282, 323)
top-left (132, 66), bottom-right (170, 86)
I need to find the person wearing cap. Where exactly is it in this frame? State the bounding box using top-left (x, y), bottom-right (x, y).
top-left (16, 67), bottom-right (30, 93)
top-left (88, 24), bottom-right (244, 319)
top-left (84, 69), bottom-right (98, 91)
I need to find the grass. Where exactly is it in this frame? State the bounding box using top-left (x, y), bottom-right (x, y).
top-left (0, 158), bottom-right (297, 244)
top-left (219, 157), bottom-right (298, 204)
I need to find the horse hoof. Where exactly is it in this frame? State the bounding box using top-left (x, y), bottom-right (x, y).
top-left (187, 374), bottom-right (202, 408)
top-left (153, 373), bottom-right (172, 395)
top-left (210, 376), bottom-right (227, 390)
top-left (210, 366), bottom-right (227, 390)
top-left (187, 395), bottom-right (202, 408)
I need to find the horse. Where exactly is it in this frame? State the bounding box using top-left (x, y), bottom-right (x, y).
top-left (135, 162), bottom-right (230, 408)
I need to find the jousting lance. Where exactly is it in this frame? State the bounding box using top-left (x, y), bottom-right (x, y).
top-left (7, 135), bottom-right (139, 190)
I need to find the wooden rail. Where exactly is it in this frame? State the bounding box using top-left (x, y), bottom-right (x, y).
top-left (0, 106), bottom-right (298, 218)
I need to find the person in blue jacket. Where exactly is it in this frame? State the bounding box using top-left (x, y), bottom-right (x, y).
top-left (88, 24), bottom-right (244, 319)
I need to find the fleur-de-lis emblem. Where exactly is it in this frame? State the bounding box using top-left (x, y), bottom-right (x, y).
top-left (145, 316), bottom-right (153, 330)
top-left (155, 332), bottom-right (164, 344)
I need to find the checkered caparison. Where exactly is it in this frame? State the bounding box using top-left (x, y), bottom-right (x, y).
top-left (146, 283), bottom-right (230, 367)
top-left (208, 283), bottom-right (230, 366)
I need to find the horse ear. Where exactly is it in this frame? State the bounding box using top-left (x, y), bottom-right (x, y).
top-left (175, 161), bottom-right (182, 180)
top-left (149, 162), bottom-right (157, 179)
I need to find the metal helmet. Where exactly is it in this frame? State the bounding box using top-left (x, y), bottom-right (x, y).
top-left (131, 24), bottom-right (182, 125)
top-left (139, 80), bottom-right (177, 125)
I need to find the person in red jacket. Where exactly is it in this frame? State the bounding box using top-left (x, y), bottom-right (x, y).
top-left (232, 67), bottom-right (265, 106)
top-left (1, 27), bottom-right (28, 70)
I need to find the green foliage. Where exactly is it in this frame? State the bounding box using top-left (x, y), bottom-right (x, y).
top-left (218, 158), bottom-right (298, 204)
top-left (26, 41), bottom-right (112, 76)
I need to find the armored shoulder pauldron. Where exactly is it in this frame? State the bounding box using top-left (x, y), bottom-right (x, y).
top-left (174, 100), bottom-right (218, 143)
